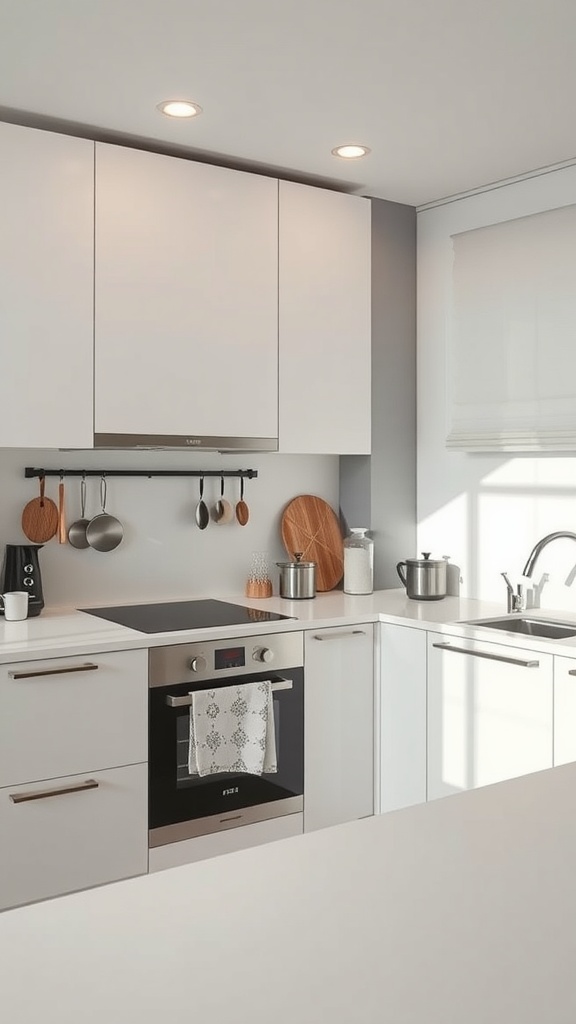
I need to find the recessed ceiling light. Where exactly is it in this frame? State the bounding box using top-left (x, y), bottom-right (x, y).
top-left (157, 100), bottom-right (203, 119)
top-left (331, 144), bottom-right (371, 159)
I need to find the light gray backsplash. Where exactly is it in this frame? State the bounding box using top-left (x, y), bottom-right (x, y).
top-left (0, 449), bottom-right (339, 608)
top-left (340, 197), bottom-right (417, 588)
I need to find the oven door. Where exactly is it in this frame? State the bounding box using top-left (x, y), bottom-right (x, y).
top-left (149, 666), bottom-right (304, 846)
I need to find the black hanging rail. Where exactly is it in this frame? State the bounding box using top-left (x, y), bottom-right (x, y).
top-left (24, 467), bottom-right (258, 480)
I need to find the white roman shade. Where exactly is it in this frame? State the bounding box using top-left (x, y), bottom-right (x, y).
top-left (447, 203), bottom-right (576, 451)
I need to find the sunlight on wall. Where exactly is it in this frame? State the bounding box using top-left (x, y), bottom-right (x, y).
top-left (419, 456), bottom-right (576, 610)
top-left (478, 457), bottom-right (576, 610)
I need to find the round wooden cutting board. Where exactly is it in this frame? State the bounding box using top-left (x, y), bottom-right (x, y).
top-left (21, 476), bottom-right (59, 544)
top-left (281, 494), bottom-right (344, 591)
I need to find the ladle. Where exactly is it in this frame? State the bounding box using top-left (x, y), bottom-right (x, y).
top-left (195, 476), bottom-right (209, 530)
top-left (67, 475), bottom-right (90, 549)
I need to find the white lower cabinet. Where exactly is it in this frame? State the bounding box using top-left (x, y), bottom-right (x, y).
top-left (553, 656), bottom-right (576, 765)
top-left (379, 623), bottom-right (427, 813)
top-left (0, 763), bottom-right (148, 911)
top-left (304, 624), bottom-right (374, 832)
top-left (0, 647), bottom-right (149, 912)
top-left (0, 649), bottom-right (148, 787)
top-left (427, 633), bottom-right (553, 800)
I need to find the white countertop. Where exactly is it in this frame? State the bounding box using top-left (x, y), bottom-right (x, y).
top-left (1, 761), bottom-right (575, 1024)
top-left (3, 588), bottom-right (576, 662)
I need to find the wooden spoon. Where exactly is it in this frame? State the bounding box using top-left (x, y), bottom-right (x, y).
top-left (21, 475), bottom-right (59, 543)
top-left (235, 477), bottom-right (250, 526)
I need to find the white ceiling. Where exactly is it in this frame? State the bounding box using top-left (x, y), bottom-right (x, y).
top-left (2, 0), bottom-right (576, 207)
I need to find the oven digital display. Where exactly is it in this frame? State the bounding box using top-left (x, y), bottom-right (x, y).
top-left (214, 646), bottom-right (245, 670)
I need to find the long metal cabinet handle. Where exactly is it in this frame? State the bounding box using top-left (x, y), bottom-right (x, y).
top-left (10, 779), bottom-right (99, 804)
top-left (313, 630), bottom-right (366, 641)
top-left (166, 676), bottom-right (293, 707)
top-left (9, 662), bottom-right (99, 680)
top-left (432, 642), bottom-right (539, 668)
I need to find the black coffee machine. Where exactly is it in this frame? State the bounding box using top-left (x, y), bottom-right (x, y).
top-left (0, 544), bottom-right (44, 617)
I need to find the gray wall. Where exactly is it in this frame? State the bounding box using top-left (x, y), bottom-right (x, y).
top-left (340, 198), bottom-right (417, 589)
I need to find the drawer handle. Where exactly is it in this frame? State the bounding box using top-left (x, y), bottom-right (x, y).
top-left (432, 642), bottom-right (539, 668)
top-left (568, 670), bottom-right (576, 677)
top-left (10, 779), bottom-right (99, 804)
top-left (166, 676), bottom-right (293, 707)
top-left (9, 662), bottom-right (99, 680)
top-left (313, 630), bottom-right (366, 641)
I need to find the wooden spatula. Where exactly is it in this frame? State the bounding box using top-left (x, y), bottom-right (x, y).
top-left (58, 474), bottom-right (67, 544)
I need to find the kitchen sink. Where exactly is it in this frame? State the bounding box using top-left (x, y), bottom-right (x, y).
top-left (463, 616), bottom-right (576, 640)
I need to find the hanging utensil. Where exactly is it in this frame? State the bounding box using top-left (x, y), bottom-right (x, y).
top-left (235, 477), bottom-right (250, 526)
top-left (86, 476), bottom-right (123, 552)
top-left (213, 475), bottom-right (234, 525)
top-left (21, 474), bottom-right (59, 544)
top-left (68, 475), bottom-right (90, 549)
top-left (58, 473), bottom-right (67, 544)
top-left (195, 476), bottom-right (209, 530)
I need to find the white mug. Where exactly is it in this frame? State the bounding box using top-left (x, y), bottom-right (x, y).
top-left (0, 591), bottom-right (29, 621)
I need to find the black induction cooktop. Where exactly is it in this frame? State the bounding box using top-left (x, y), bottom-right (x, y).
top-left (79, 599), bottom-right (292, 634)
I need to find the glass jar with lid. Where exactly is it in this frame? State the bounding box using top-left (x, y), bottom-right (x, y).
top-left (343, 528), bottom-right (374, 595)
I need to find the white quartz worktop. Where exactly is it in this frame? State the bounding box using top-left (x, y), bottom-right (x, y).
top-left (1, 761), bottom-right (575, 1024)
top-left (3, 588), bottom-right (576, 661)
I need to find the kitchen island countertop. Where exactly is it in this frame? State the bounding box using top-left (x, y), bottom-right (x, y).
top-left (1, 760), bottom-right (575, 1023)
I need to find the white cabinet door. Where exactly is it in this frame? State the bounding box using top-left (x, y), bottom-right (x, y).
top-left (0, 649), bottom-right (147, 787)
top-left (427, 633), bottom-right (553, 800)
top-left (379, 623), bottom-right (427, 813)
top-left (554, 656), bottom-right (576, 765)
top-left (278, 181), bottom-right (371, 454)
top-left (304, 624), bottom-right (374, 831)
top-left (0, 763), bottom-right (147, 911)
top-left (95, 143), bottom-right (278, 448)
top-left (0, 122), bottom-right (94, 448)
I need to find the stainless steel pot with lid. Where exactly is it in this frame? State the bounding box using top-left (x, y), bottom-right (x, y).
top-left (396, 552), bottom-right (447, 601)
top-left (276, 552), bottom-right (316, 600)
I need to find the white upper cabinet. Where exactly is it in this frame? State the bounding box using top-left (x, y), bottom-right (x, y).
top-left (278, 181), bottom-right (371, 454)
top-left (94, 143), bottom-right (279, 449)
top-left (0, 123), bottom-right (94, 448)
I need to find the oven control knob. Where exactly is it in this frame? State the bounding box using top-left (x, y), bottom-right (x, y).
top-left (254, 647), bottom-right (274, 664)
top-left (189, 656), bottom-right (207, 673)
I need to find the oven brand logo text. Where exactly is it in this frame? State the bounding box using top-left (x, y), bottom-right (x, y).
top-left (223, 787), bottom-right (239, 796)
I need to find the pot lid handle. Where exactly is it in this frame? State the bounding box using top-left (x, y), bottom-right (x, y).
top-left (421, 552), bottom-right (431, 560)
top-left (294, 552), bottom-right (303, 562)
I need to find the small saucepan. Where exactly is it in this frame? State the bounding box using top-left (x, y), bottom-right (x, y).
top-left (86, 476), bottom-right (123, 552)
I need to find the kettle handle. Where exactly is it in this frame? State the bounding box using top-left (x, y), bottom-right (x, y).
top-left (396, 562), bottom-right (407, 587)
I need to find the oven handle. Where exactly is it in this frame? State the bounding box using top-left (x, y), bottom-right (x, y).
top-left (165, 676), bottom-right (293, 707)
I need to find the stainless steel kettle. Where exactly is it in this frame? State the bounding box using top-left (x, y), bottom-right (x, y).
top-left (396, 552), bottom-right (447, 601)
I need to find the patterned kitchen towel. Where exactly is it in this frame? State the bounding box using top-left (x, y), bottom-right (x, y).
top-left (188, 680), bottom-right (277, 777)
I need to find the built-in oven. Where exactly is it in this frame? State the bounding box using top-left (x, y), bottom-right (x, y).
top-left (148, 630), bottom-right (304, 848)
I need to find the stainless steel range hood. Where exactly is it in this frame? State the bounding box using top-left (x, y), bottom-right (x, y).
top-left (93, 433), bottom-right (278, 452)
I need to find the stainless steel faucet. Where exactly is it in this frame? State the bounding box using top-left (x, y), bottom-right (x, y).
top-left (521, 531), bottom-right (576, 578)
top-left (501, 572), bottom-right (526, 613)
top-left (502, 532), bottom-right (576, 612)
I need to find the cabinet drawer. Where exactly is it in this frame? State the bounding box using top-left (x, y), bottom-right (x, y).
top-left (0, 649), bottom-right (147, 786)
top-left (0, 762), bottom-right (148, 911)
